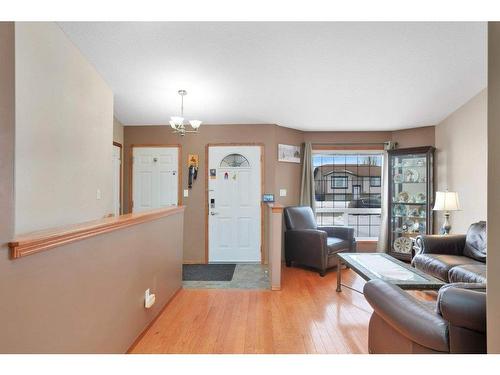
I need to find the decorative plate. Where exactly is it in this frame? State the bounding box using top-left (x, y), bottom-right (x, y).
top-left (393, 204), bottom-right (406, 217)
top-left (404, 168), bottom-right (419, 183)
top-left (404, 218), bottom-right (415, 228)
top-left (398, 191), bottom-right (409, 202)
top-left (415, 192), bottom-right (426, 203)
top-left (394, 173), bottom-right (404, 183)
top-left (407, 208), bottom-right (419, 217)
top-left (394, 237), bottom-right (413, 254)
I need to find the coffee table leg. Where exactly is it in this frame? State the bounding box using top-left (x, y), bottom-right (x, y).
top-left (336, 256), bottom-right (342, 292)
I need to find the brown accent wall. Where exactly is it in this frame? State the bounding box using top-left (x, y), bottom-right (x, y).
top-left (0, 213), bottom-right (183, 353)
top-left (0, 23), bottom-right (16, 325)
top-left (124, 124), bottom-right (293, 263)
top-left (125, 124), bottom-right (435, 262)
top-left (392, 126), bottom-right (435, 148)
top-left (488, 21), bottom-right (500, 354)
top-left (303, 130), bottom-right (391, 145)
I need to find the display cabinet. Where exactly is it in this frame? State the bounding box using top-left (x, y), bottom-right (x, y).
top-left (388, 146), bottom-right (435, 261)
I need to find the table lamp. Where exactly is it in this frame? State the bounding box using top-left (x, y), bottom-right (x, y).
top-left (433, 191), bottom-right (461, 235)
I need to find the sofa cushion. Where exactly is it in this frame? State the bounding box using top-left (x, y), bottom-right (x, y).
top-left (448, 264), bottom-right (487, 284)
top-left (412, 254), bottom-right (481, 282)
top-left (463, 221), bottom-right (487, 262)
top-left (327, 237), bottom-right (350, 255)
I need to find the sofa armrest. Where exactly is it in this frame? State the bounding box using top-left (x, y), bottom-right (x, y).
top-left (414, 234), bottom-right (466, 256)
top-left (438, 284), bottom-right (486, 333)
top-left (364, 279), bottom-right (449, 352)
top-left (317, 226), bottom-right (354, 242)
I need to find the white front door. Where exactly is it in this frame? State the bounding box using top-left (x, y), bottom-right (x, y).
top-left (208, 146), bottom-right (261, 262)
top-left (132, 147), bottom-right (179, 213)
top-left (112, 144), bottom-right (121, 216)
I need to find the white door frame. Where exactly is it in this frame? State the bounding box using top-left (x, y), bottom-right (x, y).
top-left (205, 143), bottom-right (264, 264)
top-left (112, 141), bottom-right (123, 216)
top-left (129, 144), bottom-right (182, 212)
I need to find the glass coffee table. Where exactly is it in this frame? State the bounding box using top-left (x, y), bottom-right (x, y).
top-left (336, 252), bottom-right (444, 293)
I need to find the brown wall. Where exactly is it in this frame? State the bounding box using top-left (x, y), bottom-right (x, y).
top-left (124, 124), bottom-right (435, 262)
top-left (0, 24), bottom-right (16, 340)
top-left (488, 21), bottom-right (500, 354)
top-left (0, 213), bottom-right (184, 353)
top-left (392, 126), bottom-right (435, 148)
top-left (303, 130), bottom-right (391, 144)
top-left (124, 124), bottom-right (296, 263)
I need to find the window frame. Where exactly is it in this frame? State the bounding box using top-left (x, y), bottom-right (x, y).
top-left (370, 176), bottom-right (381, 187)
top-left (313, 149), bottom-right (384, 241)
top-left (331, 175), bottom-right (348, 189)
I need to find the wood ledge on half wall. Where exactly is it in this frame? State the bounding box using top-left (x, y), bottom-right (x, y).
top-left (266, 202), bottom-right (285, 213)
top-left (8, 206), bottom-right (185, 260)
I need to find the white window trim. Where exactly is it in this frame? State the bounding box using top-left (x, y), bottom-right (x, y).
top-left (313, 149), bottom-right (384, 241)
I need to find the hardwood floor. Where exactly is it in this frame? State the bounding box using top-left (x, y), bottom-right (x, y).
top-left (130, 266), bottom-right (436, 354)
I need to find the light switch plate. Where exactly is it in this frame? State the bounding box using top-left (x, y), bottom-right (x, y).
top-left (96, 189), bottom-right (102, 200)
top-left (183, 189), bottom-right (189, 197)
top-left (279, 189), bottom-right (287, 197)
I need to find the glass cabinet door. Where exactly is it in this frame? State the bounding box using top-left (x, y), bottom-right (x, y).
top-left (388, 147), bottom-right (434, 261)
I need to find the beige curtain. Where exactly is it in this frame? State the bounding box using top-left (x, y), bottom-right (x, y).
top-left (377, 142), bottom-right (396, 252)
top-left (300, 142), bottom-right (316, 214)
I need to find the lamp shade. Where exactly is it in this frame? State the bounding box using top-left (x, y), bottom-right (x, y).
top-left (189, 120), bottom-right (202, 129)
top-left (433, 191), bottom-right (461, 211)
top-left (170, 116), bottom-right (184, 126)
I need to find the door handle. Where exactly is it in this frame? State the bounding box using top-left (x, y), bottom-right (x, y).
top-left (210, 212), bottom-right (219, 216)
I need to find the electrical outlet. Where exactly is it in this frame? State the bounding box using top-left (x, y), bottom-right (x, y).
top-left (183, 189), bottom-right (189, 197)
top-left (96, 189), bottom-right (102, 200)
top-left (279, 189), bottom-right (287, 197)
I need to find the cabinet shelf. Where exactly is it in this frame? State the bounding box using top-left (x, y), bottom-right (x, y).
top-left (392, 182), bottom-right (426, 184)
top-left (388, 146), bottom-right (434, 261)
top-left (392, 202), bottom-right (426, 205)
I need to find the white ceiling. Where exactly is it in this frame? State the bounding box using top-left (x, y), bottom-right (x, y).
top-left (59, 22), bottom-right (487, 131)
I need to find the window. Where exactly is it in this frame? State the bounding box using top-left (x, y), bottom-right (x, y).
top-left (331, 175), bottom-right (348, 189)
top-left (220, 153), bottom-right (250, 168)
top-left (313, 151), bottom-right (383, 240)
top-left (370, 176), bottom-right (381, 187)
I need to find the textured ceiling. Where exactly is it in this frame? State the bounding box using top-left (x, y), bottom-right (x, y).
top-left (59, 22), bottom-right (487, 131)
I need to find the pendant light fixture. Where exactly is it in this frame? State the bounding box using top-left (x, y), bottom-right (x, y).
top-left (169, 89), bottom-right (202, 136)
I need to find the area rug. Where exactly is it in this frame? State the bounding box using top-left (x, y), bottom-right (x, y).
top-left (182, 264), bottom-right (237, 281)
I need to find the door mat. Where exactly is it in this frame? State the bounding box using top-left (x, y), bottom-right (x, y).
top-left (182, 264), bottom-right (237, 281)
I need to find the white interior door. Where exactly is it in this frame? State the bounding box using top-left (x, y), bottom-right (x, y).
top-left (133, 147), bottom-right (179, 213)
top-left (208, 146), bottom-right (261, 263)
top-left (112, 144), bottom-right (121, 216)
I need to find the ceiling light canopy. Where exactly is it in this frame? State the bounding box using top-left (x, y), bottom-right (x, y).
top-left (169, 89), bottom-right (202, 136)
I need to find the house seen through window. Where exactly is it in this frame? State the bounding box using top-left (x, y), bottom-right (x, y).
top-left (313, 151), bottom-right (383, 240)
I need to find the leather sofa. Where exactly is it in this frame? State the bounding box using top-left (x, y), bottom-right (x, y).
top-left (283, 206), bottom-right (356, 276)
top-left (412, 221), bottom-right (486, 283)
top-left (364, 279), bottom-right (486, 354)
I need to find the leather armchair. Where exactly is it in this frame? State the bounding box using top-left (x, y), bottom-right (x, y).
top-left (364, 279), bottom-right (486, 354)
top-left (283, 206), bottom-right (356, 276)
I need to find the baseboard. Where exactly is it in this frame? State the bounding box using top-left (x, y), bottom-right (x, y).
top-left (126, 287), bottom-right (182, 353)
top-left (183, 260), bottom-right (206, 264)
